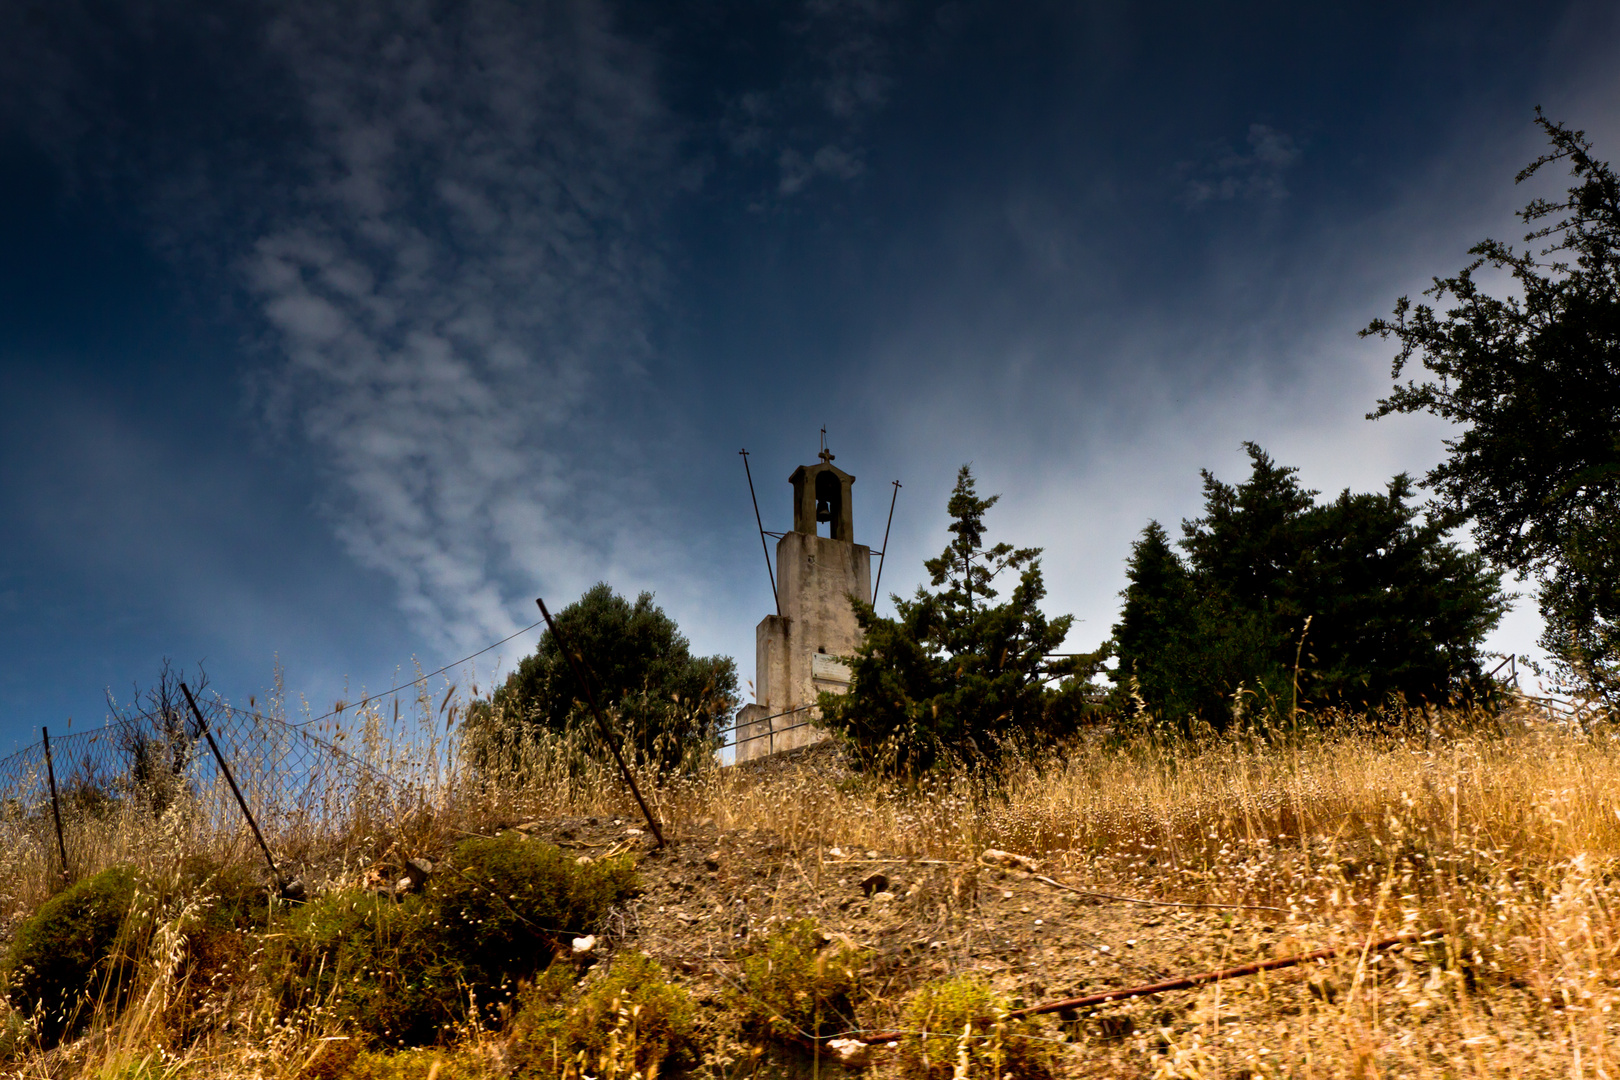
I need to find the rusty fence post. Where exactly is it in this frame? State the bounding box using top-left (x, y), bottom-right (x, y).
top-left (41, 726), bottom-right (70, 885)
top-left (180, 682), bottom-right (295, 895)
top-left (537, 598), bottom-right (665, 847)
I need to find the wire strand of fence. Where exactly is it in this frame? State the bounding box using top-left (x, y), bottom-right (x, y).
top-left (0, 686), bottom-right (438, 883)
top-left (242, 617), bottom-right (547, 729)
top-left (0, 613), bottom-right (742, 881)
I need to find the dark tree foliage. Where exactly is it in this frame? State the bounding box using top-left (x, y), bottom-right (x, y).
top-left (1112, 521), bottom-right (1267, 723)
top-left (1363, 112), bottom-right (1620, 702)
top-left (489, 583), bottom-right (738, 771)
top-left (1112, 445), bottom-right (1508, 731)
top-left (821, 466), bottom-right (1104, 774)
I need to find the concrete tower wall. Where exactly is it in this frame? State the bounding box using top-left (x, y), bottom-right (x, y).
top-left (758, 531), bottom-right (871, 712)
top-left (734, 459), bottom-right (871, 762)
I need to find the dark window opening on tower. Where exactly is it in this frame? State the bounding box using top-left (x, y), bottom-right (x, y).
top-left (815, 470), bottom-right (841, 537)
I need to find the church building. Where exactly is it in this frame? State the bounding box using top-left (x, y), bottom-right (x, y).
top-left (733, 447), bottom-right (871, 762)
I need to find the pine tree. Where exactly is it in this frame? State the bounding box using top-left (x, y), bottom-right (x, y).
top-left (1112, 522), bottom-right (1200, 717)
top-left (1112, 446), bottom-right (1507, 732)
top-left (821, 466), bottom-right (1103, 773)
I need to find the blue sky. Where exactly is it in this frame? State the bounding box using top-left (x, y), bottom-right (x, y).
top-left (2, 0), bottom-right (1617, 749)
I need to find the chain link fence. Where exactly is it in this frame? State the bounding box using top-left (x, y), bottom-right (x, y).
top-left (0, 696), bottom-right (407, 886)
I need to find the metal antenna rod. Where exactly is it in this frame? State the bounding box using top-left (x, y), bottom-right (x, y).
top-left (873, 480), bottom-right (901, 604)
top-left (740, 449), bottom-right (780, 617)
top-left (536, 598), bottom-right (665, 848)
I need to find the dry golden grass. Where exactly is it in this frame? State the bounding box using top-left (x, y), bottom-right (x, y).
top-left (3, 695), bottom-right (1620, 1077)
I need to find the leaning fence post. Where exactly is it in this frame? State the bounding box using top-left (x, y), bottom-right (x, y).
top-left (180, 682), bottom-right (298, 897)
top-left (537, 598), bottom-right (665, 848)
top-left (41, 726), bottom-right (70, 885)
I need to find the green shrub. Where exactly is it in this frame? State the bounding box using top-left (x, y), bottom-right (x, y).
top-left (174, 854), bottom-right (270, 932)
top-left (434, 833), bottom-right (637, 988)
top-left (325, 1046), bottom-right (491, 1079)
top-left (271, 836), bottom-right (638, 1047)
top-left (511, 954), bottom-right (695, 1080)
top-left (897, 976), bottom-right (1054, 1080)
top-left (731, 918), bottom-right (866, 1043)
top-left (175, 856), bottom-right (269, 974)
top-left (1, 865), bottom-right (146, 1047)
top-left (274, 891), bottom-right (459, 1047)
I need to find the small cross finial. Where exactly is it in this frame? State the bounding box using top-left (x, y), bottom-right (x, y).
top-left (819, 426), bottom-right (834, 464)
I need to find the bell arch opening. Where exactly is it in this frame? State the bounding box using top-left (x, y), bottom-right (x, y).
top-left (814, 469), bottom-right (842, 537)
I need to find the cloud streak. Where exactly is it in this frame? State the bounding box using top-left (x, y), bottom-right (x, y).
top-left (246, 1), bottom-right (676, 652)
top-left (1179, 123), bottom-right (1302, 206)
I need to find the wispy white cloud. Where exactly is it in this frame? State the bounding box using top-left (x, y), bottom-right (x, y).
top-left (246, 1), bottom-right (677, 653)
top-left (777, 143), bottom-right (866, 193)
top-left (808, 0), bottom-right (898, 119)
top-left (1179, 123), bottom-right (1302, 206)
top-left (714, 0), bottom-right (899, 199)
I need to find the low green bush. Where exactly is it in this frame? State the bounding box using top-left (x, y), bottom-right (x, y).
top-left (435, 832), bottom-right (637, 989)
top-left (271, 835), bottom-right (638, 1047)
top-left (168, 855), bottom-right (275, 1041)
top-left (1, 865), bottom-right (147, 1047)
top-left (174, 854), bottom-right (271, 932)
top-left (275, 891), bottom-right (460, 1047)
top-left (897, 975), bottom-right (1054, 1080)
top-left (319, 1046), bottom-right (491, 1080)
top-left (730, 918), bottom-right (866, 1044)
top-left (511, 953), bottom-right (695, 1080)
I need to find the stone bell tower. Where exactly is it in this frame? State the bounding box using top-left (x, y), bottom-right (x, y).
top-left (734, 445), bottom-right (871, 762)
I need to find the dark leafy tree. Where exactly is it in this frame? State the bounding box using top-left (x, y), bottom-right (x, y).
top-left (821, 466), bottom-right (1105, 774)
top-left (487, 584), bottom-right (738, 771)
top-left (1112, 445), bottom-right (1507, 731)
top-left (1363, 112), bottom-right (1620, 702)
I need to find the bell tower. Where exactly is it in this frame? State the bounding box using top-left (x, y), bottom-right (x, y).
top-left (734, 443), bottom-right (871, 762)
top-left (791, 447), bottom-right (856, 542)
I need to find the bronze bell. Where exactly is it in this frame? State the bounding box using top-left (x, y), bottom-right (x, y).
top-left (816, 497), bottom-right (833, 522)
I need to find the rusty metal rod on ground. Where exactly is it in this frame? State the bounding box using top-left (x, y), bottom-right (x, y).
top-left (41, 726), bottom-right (70, 885)
top-left (536, 598), bottom-right (665, 848)
top-left (1008, 930), bottom-right (1440, 1018)
top-left (181, 682), bottom-right (288, 892)
top-left (851, 930), bottom-right (1441, 1043)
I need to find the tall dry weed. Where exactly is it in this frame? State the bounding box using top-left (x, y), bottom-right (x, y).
top-left (3, 690), bottom-right (1620, 1076)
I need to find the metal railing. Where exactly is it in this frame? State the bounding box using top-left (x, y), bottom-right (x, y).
top-left (717, 703), bottom-right (824, 760)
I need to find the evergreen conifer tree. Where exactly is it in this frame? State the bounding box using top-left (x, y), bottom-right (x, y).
top-left (1112, 446), bottom-right (1506, 731)
top-left (821, 466), bottom-right (1103, 772)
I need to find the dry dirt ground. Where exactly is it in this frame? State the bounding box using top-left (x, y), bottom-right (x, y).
top-left (492, 811), bottom-right (1435, 1078)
